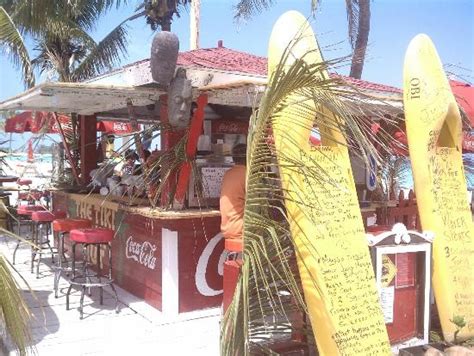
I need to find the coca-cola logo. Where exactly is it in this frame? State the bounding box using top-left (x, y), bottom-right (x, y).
top-left (212, 120), bottom-right (248, 135)
top-left (195, 233), bottom-right (227, 296)
top-left (113, 122), bottom-right (128, 132)
top-left (125, 236), bottom-right (157, 270)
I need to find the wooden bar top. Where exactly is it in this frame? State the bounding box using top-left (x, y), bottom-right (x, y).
top-left (54, 190), bottom-right (221, 220)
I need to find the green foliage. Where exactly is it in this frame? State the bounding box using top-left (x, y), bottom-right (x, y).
top-left (0, 252), bottom-right (32, 355)
top-left (0, 0), bottom-right (134, 86)
top-left (450, 315), bottom-right (467, 344)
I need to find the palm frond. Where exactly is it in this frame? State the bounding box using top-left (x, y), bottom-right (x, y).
top-left (234, 0), bottom-right (319, 22)
top-left (0, 252), bottom-right (32, 355)
top-left (0, 6), bottom-right (34, 87)
top-left (72, 18), bottom-right (129, 82)
top-left (345, 0), bottom-right (359, 49)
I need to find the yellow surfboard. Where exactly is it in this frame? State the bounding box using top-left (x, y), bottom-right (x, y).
top-left (268, 11), bottom-right (390, 355)
top-left (403, 34), bottom-right (474, 341)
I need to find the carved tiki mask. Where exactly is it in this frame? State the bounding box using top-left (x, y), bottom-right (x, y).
top-left (167, 68), bottom-right (192, 128)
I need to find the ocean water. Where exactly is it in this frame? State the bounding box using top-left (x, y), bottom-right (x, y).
top-left (4, 153), bottom-right (53, 163)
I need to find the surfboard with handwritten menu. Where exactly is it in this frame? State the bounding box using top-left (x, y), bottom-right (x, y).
top-left (403, 34), bottom-right (474, 341)
top-left (268, 11), bottom-right (391, 355)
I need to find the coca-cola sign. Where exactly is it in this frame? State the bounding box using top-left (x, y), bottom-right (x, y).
top-left (211, 119), bottom-right (248, 135)
top-left (125, 235), bottom-right (157, 270)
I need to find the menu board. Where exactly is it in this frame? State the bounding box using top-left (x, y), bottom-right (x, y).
top-left (281, 146), bottom-right (390, 355)
top-left (201, 166), bottom-right (231, 198)
top-left (428, 148), bottom-right (474, 328)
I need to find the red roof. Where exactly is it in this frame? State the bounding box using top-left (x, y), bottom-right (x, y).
top-left (175, 46), bottom-right (402, 94)
top-left (450, 79), bottom-right (474, 125)
top-left (177, 46), bottom-right (267, 76)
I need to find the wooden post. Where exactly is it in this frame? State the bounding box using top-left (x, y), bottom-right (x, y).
top-left (190, 0), bottom-right (201, 50)
top-left (79, 114), bottom-right (97, 186)
top-left (159, 95), bottom-right (185, 208)
top-left (53, 112), bottom-right (81, 186)
top-left (174, 94), bottom-right (208, 204)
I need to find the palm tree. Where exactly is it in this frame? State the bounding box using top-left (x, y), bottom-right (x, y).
top-left (233, 0), bottom-right (371, 79)
top-left (0, 0), bottom-right (132, 86)
top-left (138, 0), bottom-right (191, 31)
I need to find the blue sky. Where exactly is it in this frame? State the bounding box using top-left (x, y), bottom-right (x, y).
top-left (0, 0), bottom-right (473, 147)
top-left (1, 0), bottom-right (473, 99)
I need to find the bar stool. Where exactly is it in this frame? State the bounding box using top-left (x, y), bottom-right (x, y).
top-left (17, 178), bottom-right (32, 189)
top-left (30, 210), bottom-right (65, 278)
top-left (12, 205), bottom-right (45, 265)
top-left (52, 218), bottom-right (92, 298)
top-left (66, 228), bottom-right (119, 319)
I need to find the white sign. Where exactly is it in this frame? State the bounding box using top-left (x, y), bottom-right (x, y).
top-left (125, 236), bottom-right (157, 270)
top-left (201, 167), bottom-right (231, 198)
top-left (380, 286), bottom-right (395, 323)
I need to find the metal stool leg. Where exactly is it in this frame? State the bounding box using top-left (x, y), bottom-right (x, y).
top-left (97, 245), bottom-right (103, 305)
top-left (36, 222), bottom-right (42, 279)
top-left (66, 243), bottom-right (77, 310)
top-left (47, 223), bottom-right (55, 264)
top-left (108, 244), bottom-right (119, 313)
top-left (12, 218), bottom-right (22, 265)
top-left (54, 232), bottom-right (63, 298)
top-left (31, 223), bottom-right (37, 274)
top-left (79, 285), bottom-right (86, 320)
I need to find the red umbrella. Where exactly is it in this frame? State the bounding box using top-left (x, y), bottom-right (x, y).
top-left (4, 111), bottom-right (69, 134)
top-left (450, 80), bottom-right (474, 126)
top-left (4, 111), bottom-right (35, 133)
top-left (4, 111), bottom-right (134, 135)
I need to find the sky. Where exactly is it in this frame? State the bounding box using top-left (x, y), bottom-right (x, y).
top-left (0, 0), bottom-right (473, 147)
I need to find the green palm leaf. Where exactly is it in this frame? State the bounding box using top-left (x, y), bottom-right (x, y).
top-left (0, 252), bottom-right (32, 355)
top-left (0, 6), bottom-right (34, 87)
top-left (72, 18), bottom-right (130, 81)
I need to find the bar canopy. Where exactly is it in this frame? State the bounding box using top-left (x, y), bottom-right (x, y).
top-left (0, 82), bottom-right (163, 115)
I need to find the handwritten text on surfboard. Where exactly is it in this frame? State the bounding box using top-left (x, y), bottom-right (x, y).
top-left (289, 146), bottom-right (389, 354)
top-left (409, 78), bottom-right (421, 99)
top-left (429, 149), bottom-right (474, 333)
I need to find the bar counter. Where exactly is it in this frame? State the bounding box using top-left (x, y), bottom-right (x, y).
top-left (52, 191), bottom-right (224, 317)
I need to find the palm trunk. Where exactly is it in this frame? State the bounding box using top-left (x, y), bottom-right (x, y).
top-left (349, 0), bottom-right (370, 79)
top-left (161, 17), bottom-right (172, 31)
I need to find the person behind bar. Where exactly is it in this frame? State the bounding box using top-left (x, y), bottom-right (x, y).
top-left (120, 149), bottom-right (138, 177)
top-left (220, 144), bottom-right (247, 244)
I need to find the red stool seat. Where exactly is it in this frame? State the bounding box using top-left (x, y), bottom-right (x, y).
top-left (31, 210), bottom-right (56, 222)
top-left (17, 205), bottom-right (45, 216)
top-left (53, 211), bottom-right (67, 220)
top-left (70, 228), bottom-right (114, 244)
top-left (225, 238), bottom-right (243, 253)
top-left (53, 218), bottom-right (92, 233)
top-left (17, 178), bottom-right (32, 186)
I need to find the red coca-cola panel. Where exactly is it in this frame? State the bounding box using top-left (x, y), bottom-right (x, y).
top-left (163, 217), bottom-right (224, 313)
